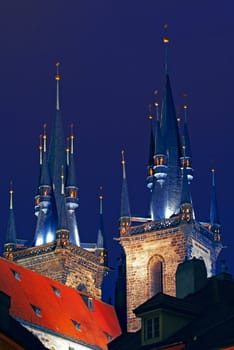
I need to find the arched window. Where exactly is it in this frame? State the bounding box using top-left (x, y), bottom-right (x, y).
top-left (148, 257), bottom-right (163, 297)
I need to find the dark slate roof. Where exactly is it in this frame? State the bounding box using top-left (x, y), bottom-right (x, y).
top-left (134, 292), bottom-right (199, 317)
top-left (110, 274), bottom-right (234, 350)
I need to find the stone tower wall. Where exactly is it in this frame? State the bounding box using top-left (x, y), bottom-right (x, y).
top-left (120, 226), bottom-right (186, 332)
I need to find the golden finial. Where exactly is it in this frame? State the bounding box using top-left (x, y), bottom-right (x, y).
top-left (70, 123), bottom-right (74, 138)
top-left (70, 123), bottom-right (74, 154)
top-left (66, 137), bottom-right (70, 165)
top-left (55, 62), bottom-right (60, 81)
top-left (9, 181), bottom-right (13, 210)
top-left (163, 24), bottom-right (169, 44)
top-left (61, 165), bottom-right (64, 194)
top-left (148, 103), bottom-right (153, 120)
top-left (39, 134), bottom-right (43, 165)
top-left (121, 150), bottom-right (125, 165)
top-left (43, 123), bottom-right (47, 152)
top-left (99, 186), bottom-right (103, 200)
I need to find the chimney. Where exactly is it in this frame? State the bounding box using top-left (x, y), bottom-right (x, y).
top-left (176, 258), bottom-right (207, 298)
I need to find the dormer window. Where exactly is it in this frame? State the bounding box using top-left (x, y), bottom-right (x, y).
top-left (11, 269), bottom-right (21, 281)
top-left (51, 286), bottom-right (61, 297)
top-left (31, 304), bottom-right (42, 317)
top-left (71, 319), bottom-right (81, 331)
top-left (144, 317), bottom-right (160, 341)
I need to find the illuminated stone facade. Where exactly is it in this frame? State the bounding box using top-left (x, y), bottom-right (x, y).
top-left (119, 217), bottom-right (222, 332)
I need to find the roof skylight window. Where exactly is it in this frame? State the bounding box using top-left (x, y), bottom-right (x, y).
top-left (51, 285), bottom-right (61, 297)
top-left (71, 319), bottom-right (81, 331)
top-left (11, 269), bottom-right (21, 281)
top-left (31, 304), bottom-right (42, 317)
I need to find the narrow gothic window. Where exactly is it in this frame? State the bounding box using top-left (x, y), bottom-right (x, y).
top-left (150, 260), bottom-right (163, 297)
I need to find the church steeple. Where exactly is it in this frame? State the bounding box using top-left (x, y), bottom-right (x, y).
top-left (4, 182), bottom-right (17, 259)
top-left (209, 168), bottom-right (221, 240)
top-left (120, 150), bottom-right (131, 236)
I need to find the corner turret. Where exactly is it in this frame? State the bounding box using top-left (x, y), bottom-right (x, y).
top-left (180, 104), bottom-right (193, 182)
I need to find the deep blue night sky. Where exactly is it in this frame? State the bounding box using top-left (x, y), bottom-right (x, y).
top-left (0, 1), bottom-right (233, 301)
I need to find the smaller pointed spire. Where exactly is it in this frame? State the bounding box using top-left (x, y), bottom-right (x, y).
top-left (39, 134), bottom-right (43, 166)
top-left (147, 104), bottom-right (155, 189)
top-left (210, 168), bottom-right (220, 225)
top-left (5, 181), bottom-right (17, 247)
top-left (180, 166), bottom-right (191, 205)
top-left (120, 151), bottom-right (131, 236)
top-left (55, 62), bottom-right (60, 111)
top-left (66, 125), bottom-right (78, 188)
top-left (120, 150), bottom-right (131, 217)
top-left (97, 186), bottom-right (105, 249)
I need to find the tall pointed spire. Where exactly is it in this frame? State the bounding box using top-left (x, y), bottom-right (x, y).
top-left (209, 169), bottom-right (221, 240)
top-left (120, 150), bottom-right (131, 235)
top-left (48, 62), bottom-right (66, 222)
top-left (4, 182), bottom-right (17, 259)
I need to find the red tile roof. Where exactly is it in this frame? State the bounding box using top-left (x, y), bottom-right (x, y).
top-left (0, 257), bottom-right (121, 349)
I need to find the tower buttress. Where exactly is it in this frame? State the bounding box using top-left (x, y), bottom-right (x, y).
top-left (4, 182), bottom-right (17, 259)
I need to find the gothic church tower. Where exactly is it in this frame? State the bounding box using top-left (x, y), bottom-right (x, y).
top-left (117, 36), bottom-right (223, 332)
top-left (4, 64), bottom-right (108, 300)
